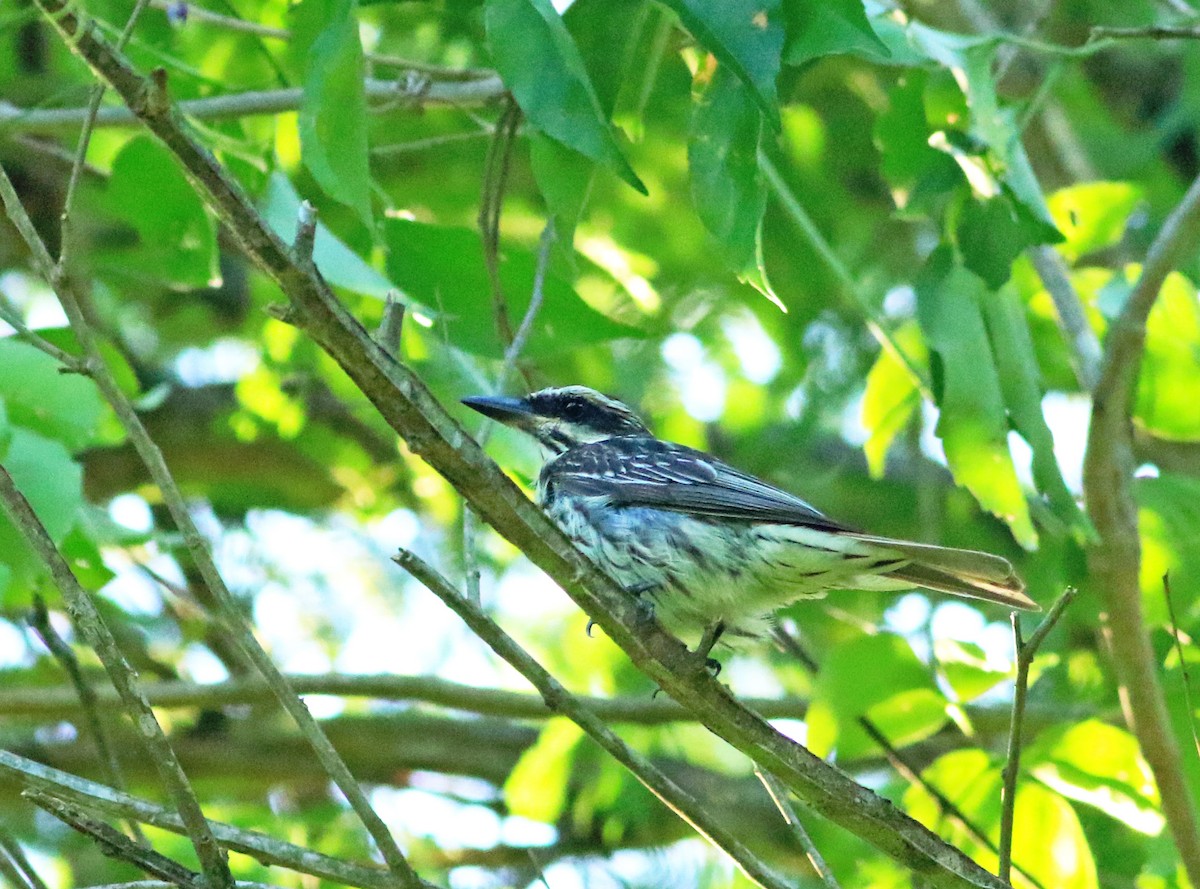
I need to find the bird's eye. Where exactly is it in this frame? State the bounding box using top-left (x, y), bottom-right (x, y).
top-left (563, 398), bottom-right (586, 420)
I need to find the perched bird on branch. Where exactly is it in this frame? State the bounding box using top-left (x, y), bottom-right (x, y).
top-left (464, 385), bottom-right (1037, 658)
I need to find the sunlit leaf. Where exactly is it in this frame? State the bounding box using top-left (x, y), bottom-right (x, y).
top-left (1047, 181), bottom-right (1141, 264)
top-left (504, 717), bottom-right (583, 822)
top-left (1136, 270), bottom-right (1200, 441)
top-left (661, 0), bottom-right (784, 128)
top-left (1027, 720), bottom-right (1163, 836)
top-left (1010, 783), bottom-right (1099, 889)
top-left (915, 248), bottom-right (1036, 547)
top-left (862, 322), bottom-right (927, 478)
top-left (485, 0), bottom-right (646, 193)
top-left (784, 0), bottom-right (889, 67)
top-left (935, 638), bottom-right (1013, 702)
top-left (289, 0), bottom-right (373, 227)
top-left (102, 136), bottom-right (219, 289)
top-left (1137, 475), bottom-right (1200, 626)
top-left (689, 62), bottom-right (765, 272)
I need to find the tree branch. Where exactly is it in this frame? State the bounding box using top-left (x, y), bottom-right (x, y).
top-left (21, 5), bottom-right (1007, 883)
top-left (0, 76), bottom-right (505, 133)
top-left (0, 749), bottom-right (396, 889)
top-left (0, 463), bottom-right (232, 889)
top-left (1083, 169), bottom-right (1200, 887)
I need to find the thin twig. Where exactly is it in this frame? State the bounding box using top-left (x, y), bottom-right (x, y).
top-left (0, 163), bottom-right (422, 888)
top-left (478, 98), bottom-right (522, 352)
top-left (0, 463), bottom-right (232, 889)
top-left (0, 77), bottom-right (506, 133)
top-left (1083, 165), bottom-right (1200, 887)
top-left (57, 0), bottom-right (153, 273)
top-left (0, 296), bottom-right (82, 367)
top-left (393, 548), bottom-right (794, 889)
top-left (759, 151), bottom-right (932, 399)
top-left (998, 587), bottom-right (1077, 883)
top-left (375, 291), bottom-right (406, 358)
top-left (754, 767), bottom-right (840, 888)
top-left (0, 671), bottom-right (809, 722)
top-left (0, 749), bottom-right (396, 889)
top-left (26, 595), bottom-right (145, 842)
top-left (1163, 574), bottom-right (1200, 759)
top-left (1027, 246), bottom-right (1102, 391)
top-left (293, 200), bottom-right (317, 263)
top-left (1090, 24), bottom-right (1200, 40)
top-left (27, 792), bottom-right (201, 889)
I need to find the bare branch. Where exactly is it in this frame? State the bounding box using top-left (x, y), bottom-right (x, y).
top-left (394, 549), bottom-right (794, 889)
top-left (755, 768), bottom-right (840, 888)
top-left (1083, 168), bottom-right (1200, 888)
top-left (0, 831), bottom-right (47, 889)
top-left (0, 76), bottom-right (506, 133)
top-left (0, 749), bottom-right (396, 889)
top-left (26, 595), bottom-right (144, 842)
top-left (1027, 246), bottom-right (1102, 391)
top-left (998, 587), bottom-right (1077, 882)
top-left (0, 462), bottom-right (232, 889)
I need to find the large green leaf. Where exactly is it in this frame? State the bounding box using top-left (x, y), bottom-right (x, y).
top-left (979, 284), bottom-right (1087, 532)
top-left (661, 0), bottom-right (784, 128)
top-left (807, 632), bottom-right (945, 758)
top-left (0, 339), bottom-right (105, 452)
top-left (1026, 720), bottom-right (1163, 836)
top-left (485, 0), bottom-right (646, 194)
top-left (102, 136), bottom-right (219, 290)
top-left (915, 248), bottom-right (1036, 547)
top-left (1137, 475), bottom-right (1200, 625)
top-left (784, 0), bottom-right (889, 67)
top-left (504, 717), bottom-right (583, 822)
top-left (289, 0), bottom-right (373, 227)
top-left (1009, 783), bottom-right (1099, 889)
top-left (688, 62), bottom-right (765, 273)
top-left (383, 219), bottom-right (642, 358)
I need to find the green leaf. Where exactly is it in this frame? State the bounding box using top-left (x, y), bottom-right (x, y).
top-left (564, 0), bottom-right (648, 118)
top-left (784, 0), bottom-right (889, 67)
top-left (904, 748), bottom-right (1001, 839)
top-left (1027, 720), bottom-right (1163, 836)
top-left (915, 248), bottom-right (1036, 548)
top-left (1010, 783), bottom-right (1099, 889)
top-left (861, 321), bottom-right (927, 478)
top-left (289, 0), bottom-right (373, 227)
top-left (1136, 270), bottom-right (1200, 441)
top-left (808, 632), bottom-right (941, 757)
top-left (1047, 182), bottom-right (1142, 264)
top-left (661, 0), bottom-right (784, 128)
top-left (956, 196), bottom-right (1031, 289)
top-left (0, 427), bottom-right (84, 606)
top-left (485, 0), bottom-right (646, 194)
top-left (688, 62), bottom-right (765, 272)
top-left (103, 136), bottom-right (219, 290)
top-left (529, 131), bottom-right (595, 251)
top-left (979, 284), bottom-right (1087, 531)
top-left (261, 173), bottom-right (398, 300)
top-left (504, 717), bottom-right (583, 822)
top-left (1137, 475), bottom-right (1200, 625)
top-left (383, 218), bottom-right (642, 357)
top-left (0, 339), bottom-right (105, 451)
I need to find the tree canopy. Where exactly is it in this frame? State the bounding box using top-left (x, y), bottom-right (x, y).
top-left (1, 0), bottom-right (1200, 887)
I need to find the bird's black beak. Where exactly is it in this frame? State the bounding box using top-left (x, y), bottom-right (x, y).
top-left (461, 395), bottom-right (535, 426)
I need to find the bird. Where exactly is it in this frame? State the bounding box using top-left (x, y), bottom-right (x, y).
top-left (463, 385), bottom-right (1037, 658)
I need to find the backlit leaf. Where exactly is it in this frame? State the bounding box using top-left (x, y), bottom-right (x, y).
top-left (915, 248), bottom-right (1036, 547)
top-left (1047, 182), bottom-right (1141, 264)
top-left (861, 321), bottom-right (927, 478)
top-left (504, 717), bottom-right (583, 822)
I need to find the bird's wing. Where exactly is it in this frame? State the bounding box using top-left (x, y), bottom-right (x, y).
top-left (545, 438), bottom-right (850, 532)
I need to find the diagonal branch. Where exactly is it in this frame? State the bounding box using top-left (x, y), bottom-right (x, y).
top-left (1082, 170), bottom-right (1200, 887)
top-left (21, 5), bottom-right (1006, 884)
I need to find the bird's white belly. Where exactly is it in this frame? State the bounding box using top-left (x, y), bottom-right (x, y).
top-left (545, 496), bottom-right (911, 646)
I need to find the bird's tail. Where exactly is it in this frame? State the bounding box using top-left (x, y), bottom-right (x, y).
top-left (846, 534), bottom-right (1039, 611)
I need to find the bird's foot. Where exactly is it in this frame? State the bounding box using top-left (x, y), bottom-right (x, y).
top-left (691, 621), bottom-right (726, 677)
top-left (586, 583), bottom-right (657, 637)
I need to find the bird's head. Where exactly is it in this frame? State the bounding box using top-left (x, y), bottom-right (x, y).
top-left (462, 385), bottom-right (650, 454)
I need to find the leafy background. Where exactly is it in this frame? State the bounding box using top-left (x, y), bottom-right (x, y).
top-left (1, 0), bottom-right (1199, 886)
